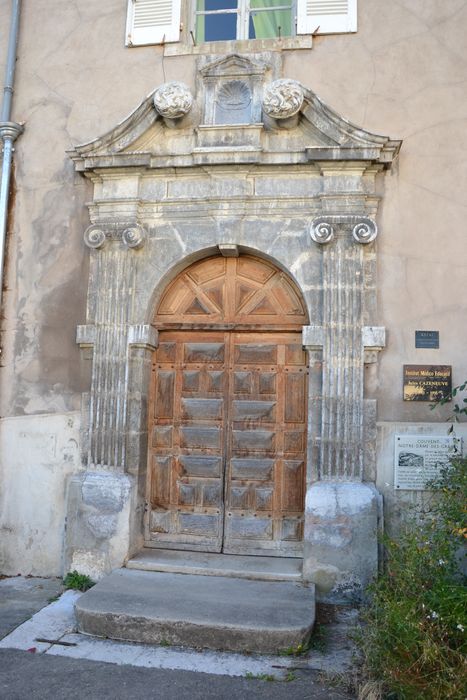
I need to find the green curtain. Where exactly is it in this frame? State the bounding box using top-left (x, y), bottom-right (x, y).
top-left (195, 0), bottom-right (205, 43)
top-left (251, 0), bottom-right (292, 39)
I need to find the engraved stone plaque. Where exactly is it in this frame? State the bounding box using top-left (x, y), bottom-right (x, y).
top-left (394, 435), bottom-right (462, 490)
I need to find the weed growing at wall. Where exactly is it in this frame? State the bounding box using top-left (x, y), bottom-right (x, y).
top-left (358, 457), bottom-right (466, 699)
top-left (63, 570), bottom-right (95, 592)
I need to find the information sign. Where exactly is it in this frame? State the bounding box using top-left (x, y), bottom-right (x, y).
top-left (394, 434), bottom-right (462, 490)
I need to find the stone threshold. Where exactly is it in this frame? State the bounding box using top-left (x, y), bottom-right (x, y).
top-left (126, 548), bottom-right (302, 582)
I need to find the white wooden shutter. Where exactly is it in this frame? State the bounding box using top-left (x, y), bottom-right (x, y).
top-left (297, 0), bottom-right (357, 35)
top-left (126, 0), bottom-right (181, 46)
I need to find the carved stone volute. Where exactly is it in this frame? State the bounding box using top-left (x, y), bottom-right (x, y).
top-left (153, 82), bottom-right (193, 126)
top-left (263, 79), bottom-right (304, 118)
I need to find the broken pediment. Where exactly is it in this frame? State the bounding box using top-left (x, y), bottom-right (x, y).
top-left (68, 56), bottom-right (401, 172)
top-left (199, 54), bottom-right (269, 80)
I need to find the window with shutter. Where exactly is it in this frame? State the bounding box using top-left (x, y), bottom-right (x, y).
top-left (126, 0), bottom-right (182, 45)
top-left (194, 0), bottom-right (296, 43)
top-left (126, 0), bottom-right (356, 47)
top-left (297, 0), bottom-right (357, 35)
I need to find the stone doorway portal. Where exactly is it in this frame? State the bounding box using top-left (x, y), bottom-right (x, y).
top-left (146, 255), bottom-right (309, 557)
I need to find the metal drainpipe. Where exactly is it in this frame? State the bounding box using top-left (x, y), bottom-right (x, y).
top-left (0, 0), bottom-right (24, 307)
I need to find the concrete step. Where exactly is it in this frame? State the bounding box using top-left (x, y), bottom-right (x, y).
top-left (75, 569), bottom-right (315, 653)
top-left (126, 549), bottom-right (302, 582)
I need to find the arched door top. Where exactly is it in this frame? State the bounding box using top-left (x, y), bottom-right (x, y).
top-left (155, 255), bottom-right (308, 329)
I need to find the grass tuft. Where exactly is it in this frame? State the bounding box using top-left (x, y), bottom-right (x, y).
top-left (63, 570), bottom-right (95, 592)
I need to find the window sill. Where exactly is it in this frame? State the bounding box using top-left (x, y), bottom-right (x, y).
top-left (164, 34), bottom-right (312, 57)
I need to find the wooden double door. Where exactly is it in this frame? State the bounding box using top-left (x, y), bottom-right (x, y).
top-left (146, 256), bottom-right (308, 557)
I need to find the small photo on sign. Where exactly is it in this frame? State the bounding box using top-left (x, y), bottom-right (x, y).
top-left (398, 452), bottom-right (424, 468)
top-left (403, 365), bottom-right (452, 402)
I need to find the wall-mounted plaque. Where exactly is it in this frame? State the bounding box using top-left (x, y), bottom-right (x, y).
top-left (415, 330), bottom-right (439, 349)
top-left (394, 434), bottom-right (462, 490)
top-left (403, 365), bottom-right (451, 402)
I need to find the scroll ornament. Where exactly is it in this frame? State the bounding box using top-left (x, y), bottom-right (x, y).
top-left (153, 82), bottom-right (193, 119)
top-left (352, 219), bottom-right (378, 244)
top-left (262, 79), bottom-right (305, 120)
top-left (83, 225), bottom-right (106, 249)
top-left (310, 221), bottom-right (334, 245)
top-left (122, 225), bottom-right (146, 249)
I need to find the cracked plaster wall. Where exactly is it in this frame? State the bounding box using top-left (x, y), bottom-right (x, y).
top-left (0, 0), bottom-right (466, 574)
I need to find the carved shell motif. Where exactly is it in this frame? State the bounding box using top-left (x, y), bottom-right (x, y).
top-left (263, 79), bottom-right (305, 120)
top-left (216, 81), bottom-right (252, 111)
top-left (153, 82), bottom-right (193, 119)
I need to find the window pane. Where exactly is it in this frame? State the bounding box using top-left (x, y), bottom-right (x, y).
top-left (197, 13), bottom-right (237, 41)
top-left (249, 7), bottom-right (293, 39)
top-left (200, 0), bottom-right (237, 8)
top-left (196, 0), bottom-right (238, 42)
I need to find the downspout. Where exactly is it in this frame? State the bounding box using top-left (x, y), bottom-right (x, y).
top-left (0, 0), bottom-right (24, 306)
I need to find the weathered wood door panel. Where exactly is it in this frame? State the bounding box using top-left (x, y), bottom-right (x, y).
top-left (224, 333), bottom-right (307, 556)
top-left (147, 256), bottom-right (308, 556)
top-left (149, 331), bottom-right (228, 551)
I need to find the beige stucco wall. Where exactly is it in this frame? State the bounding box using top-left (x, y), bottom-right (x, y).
top-left (0, 412), bottom-right (81, 575)
top-left (1, 0), bottom-right (466, 574)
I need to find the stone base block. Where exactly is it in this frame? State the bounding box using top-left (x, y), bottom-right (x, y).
top-left (303, 481), bottom-right (382, 602)
top-left (64, 470), bottom-right (141, 580)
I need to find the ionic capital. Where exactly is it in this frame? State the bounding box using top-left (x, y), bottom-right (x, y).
top-left (83, 222), bottom-right (147, 250)
top-left (310, 215), bottom-right (378, 245)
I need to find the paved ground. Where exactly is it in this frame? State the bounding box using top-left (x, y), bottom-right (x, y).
top-left (0, 649), bottom-right (353, 700)
top-left (0, 576), bottom-right (356, 699)
top-left (0, 576), bottom-right (63, 639)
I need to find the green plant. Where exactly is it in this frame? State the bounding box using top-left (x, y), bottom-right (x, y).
top-left (431, 379), bottom-right (467, 431)
top-left (307, 623), bottom-right (327, 652)
top-left (63, 570), bottom-right (95, 592)
top-left (280, 626), bottom-right (326, 657)
top-left (280, 642), bottom-right (307, 656)
top-left (245, 672), bottom-right (276, 681)
top-left (358, 457), bottom-right (467, 699)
